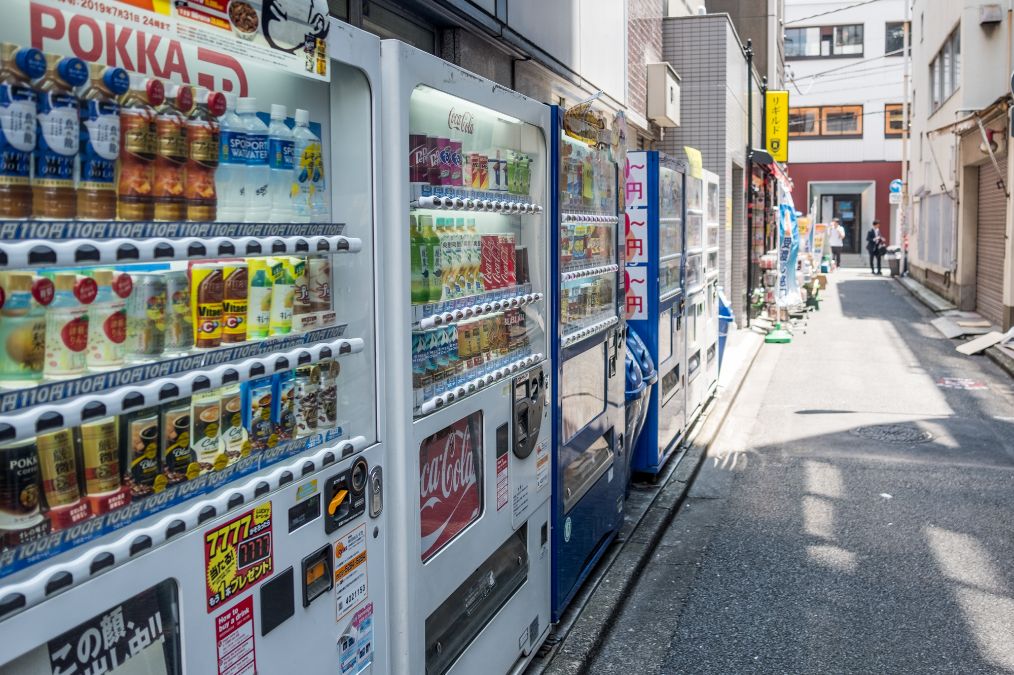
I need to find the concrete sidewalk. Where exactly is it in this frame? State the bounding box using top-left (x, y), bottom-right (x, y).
top-left (586, 268), bottom-right (1014, 674)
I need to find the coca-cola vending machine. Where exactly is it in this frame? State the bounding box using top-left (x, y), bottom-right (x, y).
top-left (379, 40), bottom-right (552, 675)
top-left (0, 6), bottom-right (389, 675)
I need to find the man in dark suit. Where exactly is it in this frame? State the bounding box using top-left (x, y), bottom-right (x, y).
top-left (866, 219), bottom-right (885, 275)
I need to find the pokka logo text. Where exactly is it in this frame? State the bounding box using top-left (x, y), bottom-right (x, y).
top-left (448, 108), bottom-right (476, 135)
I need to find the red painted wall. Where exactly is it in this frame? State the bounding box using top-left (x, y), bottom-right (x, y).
top-left (788, 161), bottom-right (903, 244)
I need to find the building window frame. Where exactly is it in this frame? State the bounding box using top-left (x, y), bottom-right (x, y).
top-left (885, 21), bottom-right (910, 56)
top-left (930, 25), bottom-right (960, 111)
top-left (789, 105), bottom-right (864, 139)
top-left (884, 103), bottom-right (906, 138)
top-left (785, 23), bottom-right (865, 60)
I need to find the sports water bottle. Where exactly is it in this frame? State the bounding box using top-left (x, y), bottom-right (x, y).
top-left (216, 93), bottom-right (246, 221)
top-left (267, 104), bottom-right (294, 222)
top-left (291, 108), bottom-right (325, 222)
top-left (238, 97), bottom-right (270, 222)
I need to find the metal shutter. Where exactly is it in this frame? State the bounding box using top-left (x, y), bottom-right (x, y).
top-left (976, 156), bottom-right (1007, 327)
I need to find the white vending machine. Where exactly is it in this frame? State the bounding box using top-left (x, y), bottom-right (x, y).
top-left (702, 170), bottom-right (720, 396)
top-left (0, 7), bottom-right (387, 675)
top-left (380, 40), bottom-right (553, 675)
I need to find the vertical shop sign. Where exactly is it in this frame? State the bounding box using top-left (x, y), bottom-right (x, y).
top-left (765, 91), bottom-right (789, 163)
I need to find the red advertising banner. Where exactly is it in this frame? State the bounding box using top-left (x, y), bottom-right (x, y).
top-left (419, 411), bottom-right (483, 561)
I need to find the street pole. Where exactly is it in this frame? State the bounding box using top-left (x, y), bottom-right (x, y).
top-left (745, 39), bottom-right (754, 327)
top-left (901, 0), bottom-right (910, 274)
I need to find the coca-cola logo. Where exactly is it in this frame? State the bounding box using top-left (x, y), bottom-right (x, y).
top-left (448, 108), bottom-right (475, 135)
top-left (419, 411), bottom-right (482, 561)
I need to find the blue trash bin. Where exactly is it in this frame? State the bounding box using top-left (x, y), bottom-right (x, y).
top-left (624, 350), bottom-right (647, 494)
top-left (718, 290), bottom-right (734, 373)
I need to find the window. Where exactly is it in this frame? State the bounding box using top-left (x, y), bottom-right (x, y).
top-left (785, 24), bottom-right (864, 59)
top-left (930, 26), bottom-right (960, 110)
top-left (886, 21), bottom-right (910, 55)
top-left (788, 107), bottom-right (820, 136)
top-left (788, 105), bottom-right (864, 138)
top-left (884, 103), bottom-right (906, 137)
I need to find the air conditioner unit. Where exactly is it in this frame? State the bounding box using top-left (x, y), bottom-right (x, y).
top-left (646, 62), bottom-right (681, 127)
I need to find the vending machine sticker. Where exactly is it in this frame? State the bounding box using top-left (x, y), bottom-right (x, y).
top-left (334, 524), bottom-right (369, 622)
top-left (215, 596), bottom-right (257, 675)
top-left (625, 265), bottom-right (648, 321)
top-left (205, 503), bottom-right (274, 612)
top-left (512, 481), bottom-right (529, 521)
top-left (626, 209), bottom-right (648, 265)
top-left (536, 441), bottom-right (550, 492)
top-left (338, 602), bottom-right (374, 675)
top-left (419, 411), bottom-right (483, 561)
top-left (625, 153), bottom-right (648, 209)
top-left (46, 586), bottom-right (168, 675)
top-left (496, 447), bottom-right (509, 511)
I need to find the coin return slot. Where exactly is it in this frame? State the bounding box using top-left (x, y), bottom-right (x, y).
top-left (301, 545), bottom-right (332, 608)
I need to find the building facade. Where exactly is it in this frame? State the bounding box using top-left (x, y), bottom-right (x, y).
top-left (784, 0), bottom-right (907, 264)
top-left (908, 1), bottom-right (1013, 329)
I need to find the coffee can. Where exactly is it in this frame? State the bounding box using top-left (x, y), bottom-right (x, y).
top-left (190, 390), bottom-right (222, 474)
top-left (294, 365), bottom-right (320, 438)
top-left (126, 273), bottom-right (167, 360)
top-left (0, 439), bottom-right (43, 529)
top-left (36, 428), bottom-right (82, 509)
top-left (219, 383), bottom-right (246, 463)
top-left (160, 397), bottom-right (195, 482)
top-left (77, 418), bottom-right (122, 496)
top-left (120, 409), bottom-right (162, 496)
top-left (307, 256), bottom-right (332, 314)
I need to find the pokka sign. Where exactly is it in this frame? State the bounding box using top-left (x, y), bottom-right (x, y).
top-left (20, 0), bottom-right (331, 92)
top-left (419, 411), bottom-right (483, 561)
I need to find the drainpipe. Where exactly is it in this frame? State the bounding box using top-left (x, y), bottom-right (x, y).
top-left (901, 0), bottom-right (910, 273)
top-left (744, 39), bottom-right (754, 327)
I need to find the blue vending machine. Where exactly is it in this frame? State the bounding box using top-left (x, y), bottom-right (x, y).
top-left (625, 151), bottom-right (688, 475)
top-left (550, 107), bottom-right (626, 620)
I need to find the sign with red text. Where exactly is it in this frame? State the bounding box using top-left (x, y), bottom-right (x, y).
top-left (215, 596), bottom-right (256, 675)
top-left (204, 503), bottom-right (274, 612)
top-left (419, 411), bottom-right (483, 561)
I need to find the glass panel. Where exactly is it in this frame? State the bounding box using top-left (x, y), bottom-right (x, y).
top-left (560, 221), bottom-right (616, 272)
top-left (686, 213), bottom-right (704, 251)
top-left (658, 165), bottom-right (683, 259)
top-left (562, 430), bottom-right (613, 513)
top-left (707, 225), bottom-right (720, 249)
top-left (834, 24), bottom-right (864, 54)
top-left (658, 308), bottom-right (672, 364)
top-left (561, 343), bottom-right (607, 442)
top-left (789, 108), bottom-right (819, 136)
top-left (408, 86), bottom-right (546, 415)
top-left (559, 135), bottom-right (617, 214)
top-left (706, 180), bottom-right (719, 223)
top-left (686, 175), bottom-right (702, 212)
top-left (561, 272), bottom-right (616, 336)
top-left (660, 257), bottom-right (682, 298)
top-left (942, 40), bottom-right (952, 96)
top-left (707, 250), bottom-right (719, 272)
top-left (686, 254), bottom-right (703, 291)
top-left (1, 580), bottom-right (182, 674)
top-left (886, 22), bottom-right (907, 55)
top-left (823, 106), bottom-right (862, 135)
top-left (951, 30), bottom-right (960, 92)
top-left (419, 410), bottom-right (483, 562)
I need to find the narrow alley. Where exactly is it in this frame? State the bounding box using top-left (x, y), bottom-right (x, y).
top-left (589, 269), bottom-right (1014, 674)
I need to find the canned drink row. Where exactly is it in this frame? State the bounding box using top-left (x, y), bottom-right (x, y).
top-left (0, 359), bottom-right (340, 549)
top-left (409, 134), bottom-right (534, 195)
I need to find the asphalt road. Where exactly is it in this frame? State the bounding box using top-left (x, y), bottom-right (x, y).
top-left (588, 269), bottom-right (1014, 675)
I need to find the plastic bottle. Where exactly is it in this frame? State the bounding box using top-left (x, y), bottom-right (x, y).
top-left (246, 258), bottom-right (272, 339)
top-left (267, 257), bottom-right (294, 335)
top-left (118, 74), bottom-right (163, 221)
top-left (215, 92), bottom-right (245, 222)
top-left (267, 104), bottom-right (293, 223)
top-left (184, 87), bottom-right (225, 222)
top-left (291, 108), bottom-right (323, 222)
top-left (153, 83), bottom-right (193, 221)
top-left (465, 217), bottom-right (481, 296)
top-left (78, 65), bottom-right (129, 220)
top-left (437, 217), bottom-right (455, 301)
top-left (44, 273), bottom-right (92, 379)
top-left (0, 44), bottom-right (45, 219)
top-left (419, 214), bottom-right (442, 303)
top-left (409, 214), bottom-right (430, 304)
top-left (86, 268), bottom-right (128, 371)
top-left (0, 272), bottom-right (46, 385)
top-left (33, 54), bottom-right (87, 219)
top-left (237, 97), bottom-right (270, 222)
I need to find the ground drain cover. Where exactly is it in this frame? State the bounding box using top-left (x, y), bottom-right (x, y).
top-left (849, 424), bottom-right (934, 444)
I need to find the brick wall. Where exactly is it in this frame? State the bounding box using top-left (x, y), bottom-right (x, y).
top-left (628, 0), bottom-right (663, 133)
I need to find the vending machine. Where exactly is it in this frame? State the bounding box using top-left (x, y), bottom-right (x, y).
top-left (548, 107), bottom-right (624, 619)
top-left (684, 168), bottom-right (707, 425)
top-left (0, 6), bottom-right (388, 675)
top-left (379, 41), bottom-right (552, 675)
top-left (702, 171), bottom-right (721, 396)
top-left (624, 152), bottom-right (687, 476)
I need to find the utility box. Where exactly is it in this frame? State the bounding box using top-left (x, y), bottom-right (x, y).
top-left (646, 62), bottom-right (681, 127)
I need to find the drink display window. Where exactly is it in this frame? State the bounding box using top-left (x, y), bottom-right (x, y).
top-left (407, 86), bottom-right (547, 417)
top-left (658, 165), bottom-right (683, 300)
top-left (0, 9), bottom-right (379, 580)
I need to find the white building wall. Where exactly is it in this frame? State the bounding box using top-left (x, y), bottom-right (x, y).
top-left (784, 0), bottom-right (906, 165)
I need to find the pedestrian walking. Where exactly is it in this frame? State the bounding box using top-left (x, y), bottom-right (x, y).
top-left (866, 219), bottom-right (886, 275)
top-left (828, 218), bottom-right (846, 269)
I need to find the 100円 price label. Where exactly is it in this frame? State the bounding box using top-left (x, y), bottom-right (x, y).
top-left (205, 503), bottom-right (274, 612)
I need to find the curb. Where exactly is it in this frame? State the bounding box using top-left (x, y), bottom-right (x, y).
top-left (986, 344), bottom-right (1014, 380)
top-left (540, 333), bottom-right (765, 675)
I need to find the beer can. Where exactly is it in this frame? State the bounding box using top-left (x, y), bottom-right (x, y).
top-left (222, 262), bottom-right (249, 344)
top-left (126, 273), bottom-right (166, 360)
top-left (78, 418), bottom-right (121, 495)
top-left (163, 270), bottom-right (193, 353)
top-left (160, 398), bottom-right (195, 482)
top-left (0, 439), bottom-right (43, 530)
top-left (219, 383), bottom-right (246, 463)
top-left (190, 263), bottom-right (224, 349)
top-left (294, 365), bottom-right (320, 438)
top-left (190, 390), bottom-right (223, 474)
top-left (37, 429), bottom-right (82, 509)
top-left (120, 409), bottom-right (162, 496)
top-left (307, 256), bottom-right (332, 314)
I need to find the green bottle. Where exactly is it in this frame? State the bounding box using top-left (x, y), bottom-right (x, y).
top-left (419, 214), bottom-right (443, 304)
top-left (246, 258), bottom-right (272, 339)
top-left (410, 215), bottom-right (430, 304)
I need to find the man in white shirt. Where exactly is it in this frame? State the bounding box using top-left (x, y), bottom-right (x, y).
top-left (828, 218), bottom-right (846, 269)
